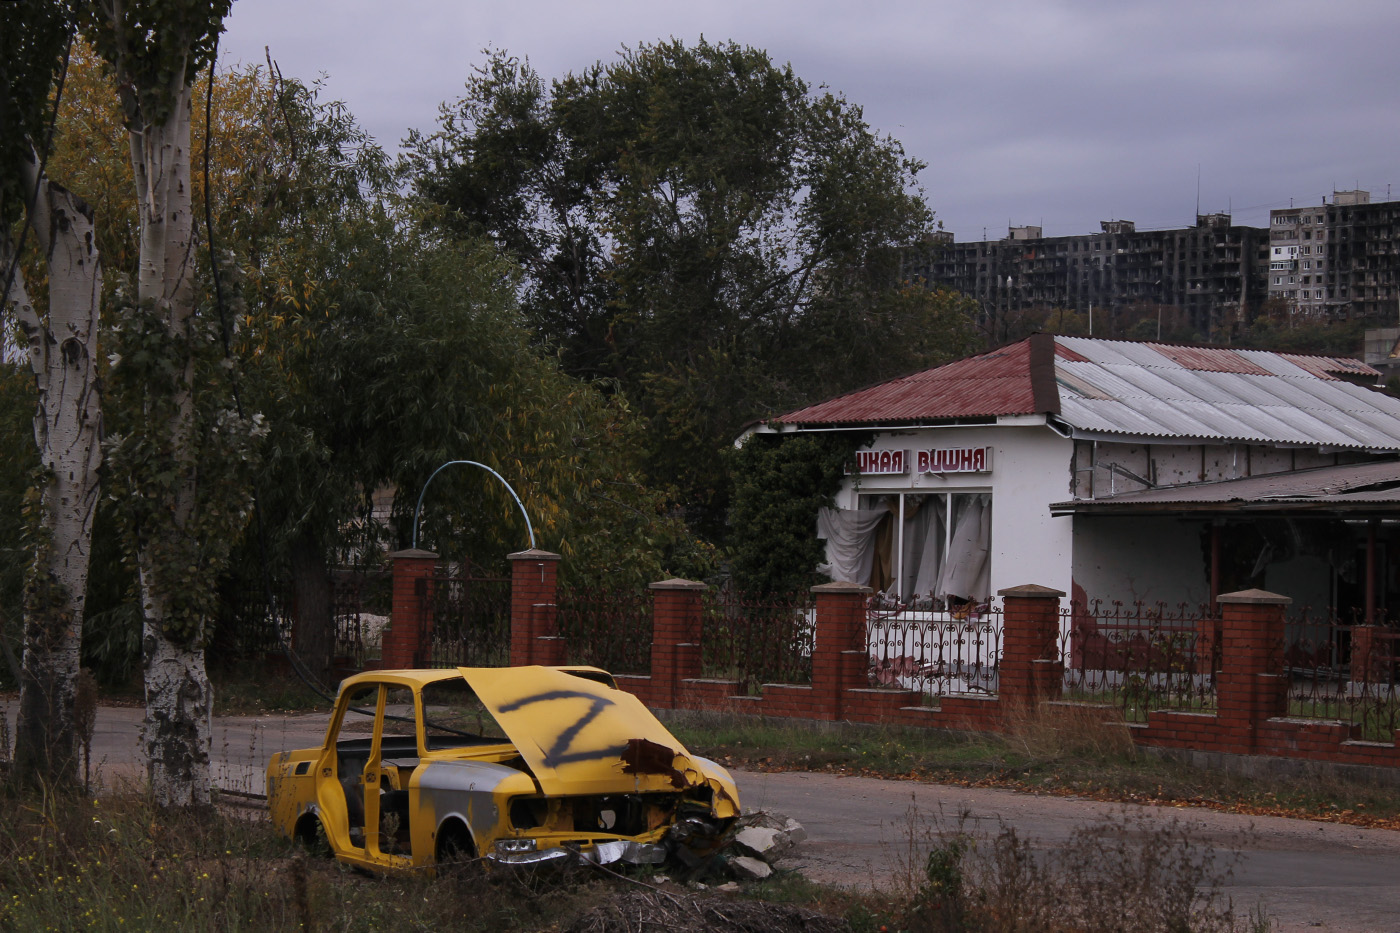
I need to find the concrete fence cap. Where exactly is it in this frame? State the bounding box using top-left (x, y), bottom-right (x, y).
top-left (997, 584), bottom-right (1066, 599)
top-left (649, 578), bottom-right (707, 591)
top-left (388, 548), bottom-right (438, 560)
top-left (810, 581), bottom-right (873, 595)
top-left (507, 549), bottom-right (562, 562)
top-left (1216, 588), bottom-right (1292, 606)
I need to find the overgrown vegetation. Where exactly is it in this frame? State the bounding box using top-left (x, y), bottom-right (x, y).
top-left (727, 431), bottom-right (871, 595)
top-left (864, 808), bottom-right (1267, 933)
top-left (0, 785), bottom-right (1271, 933)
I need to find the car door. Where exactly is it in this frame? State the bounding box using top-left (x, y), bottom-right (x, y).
top-left (316, 681), bottom-right (380, 863)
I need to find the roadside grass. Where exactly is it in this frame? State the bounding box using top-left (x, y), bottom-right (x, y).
top-left (0, 784), bottom-right (1271, 933)
top-left (210, 662), bottom-right (333, 716)
top-left (0, 788), bottom-right (629, 933)
top-left (664, 705), bottom-right (1400, 830)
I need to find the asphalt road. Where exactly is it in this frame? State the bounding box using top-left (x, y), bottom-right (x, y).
top-left (7, 701), bottom-right (1400, 933)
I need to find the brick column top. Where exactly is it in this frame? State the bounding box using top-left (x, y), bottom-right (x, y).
top-left (649, 578), bottom-right (707, 591)
top-left (811, 581), bottom-right (872, 595)
top-left (508, 549), bottom-right (561, 562)
top-left (389, 548), bottom-right (438, 560)
top-left (998, 584), bottom-right (1065, 598)
top-left (1217, 588), bottom-right (1292, 606)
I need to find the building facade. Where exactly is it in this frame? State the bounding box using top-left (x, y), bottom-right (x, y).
top-left (746, 335), bottom-right (1400, 623)
top-left (1268, 190), bottom-right (1400, 320)
top-left (907, 215), bottom-right (1270, 337)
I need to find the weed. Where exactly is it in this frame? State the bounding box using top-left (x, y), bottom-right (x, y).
top-left (890, 807), bottom-right (1265, 933)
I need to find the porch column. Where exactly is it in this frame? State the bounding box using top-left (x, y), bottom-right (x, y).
top-left (1366, 521), bottom-right (1378, 626)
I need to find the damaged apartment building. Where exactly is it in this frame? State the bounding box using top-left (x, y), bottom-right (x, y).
top-left (1267, 190), bottom-right (1400, 319)
top-left (908, 215), bottom-right (1269, 337)
top-left (743, 334), bottom-right (1400, 625)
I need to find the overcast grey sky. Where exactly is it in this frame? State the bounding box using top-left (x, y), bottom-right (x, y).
top-left (218, 0), bottom-right (1400, 242)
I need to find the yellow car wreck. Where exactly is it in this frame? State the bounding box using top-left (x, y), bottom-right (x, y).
top-left (265, 666), bottom-right (740, 872)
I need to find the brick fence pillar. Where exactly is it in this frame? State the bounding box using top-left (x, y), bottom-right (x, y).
top-left (812, 582), bottom-right (872, 719)
top-left (998, 584), bottom-right (1066, 707)
top-left (509, 549), bottom-right (562, 666)
top-left (1217, 588), bottom-right (1291, 749)
top-left (649, 579), bottom-right (707, 709)
top-left (384, 548), bottom-right (437, 669)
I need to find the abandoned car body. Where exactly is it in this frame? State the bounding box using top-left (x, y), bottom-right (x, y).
top-left (265, 666), bottom-right (740, 872)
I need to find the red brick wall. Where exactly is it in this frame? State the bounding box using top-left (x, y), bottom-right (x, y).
top-left (493, 565), bottom-right (1400, 773)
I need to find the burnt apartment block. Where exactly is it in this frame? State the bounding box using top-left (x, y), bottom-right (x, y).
top-left (907, 214), bottom-right (1271, 337)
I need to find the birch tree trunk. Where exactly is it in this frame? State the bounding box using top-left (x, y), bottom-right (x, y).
top-left (3, 151), bottom-right (103, 788)
top-left (126, 78), bottom-right (214, 808)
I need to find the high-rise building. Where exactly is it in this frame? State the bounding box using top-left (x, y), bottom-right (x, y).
top-left (907, 215), bottom-right (1270, 337)
top-left (1268, 191), bottom-right (1400, 321)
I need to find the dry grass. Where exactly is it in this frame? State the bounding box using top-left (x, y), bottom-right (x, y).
top-left (999, 700), bottom-right (1137, 764)
top-left (880, 804), bottom-right (1270, 933)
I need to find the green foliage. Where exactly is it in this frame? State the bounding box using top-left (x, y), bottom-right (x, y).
top-left (1234, 314), bottom-right (1367, 357)
top-left (405, 40), bottom-right (972, 537)
top-left (0, 0), bottom-right (74, 226)
top-left (727, 432), bottom-right (868, 595)
top-left (102, 285), bottom-right (263, 647)
top-left (76, 0), bottom-right (231, 128)
top-left (0, 366), bottom-right (37, 652)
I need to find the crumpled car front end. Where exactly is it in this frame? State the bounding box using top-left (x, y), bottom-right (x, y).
top-left (428, 667), bottom-right (739, 869)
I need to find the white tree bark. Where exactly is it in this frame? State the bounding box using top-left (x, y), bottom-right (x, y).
top-left (127, 77), bottom-right (214, 809)
top-left (3, 150), bottom-right (103, 786)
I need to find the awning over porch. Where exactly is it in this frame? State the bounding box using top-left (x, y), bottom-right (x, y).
top-left (1049, 459), bottom-right (1400, 517)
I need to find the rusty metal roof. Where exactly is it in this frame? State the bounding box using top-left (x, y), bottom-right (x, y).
top-left (1050, 460), bottom-right (1400, 514)
top-left (773, 335), bottom-right (1400, 451)
top-left (775, 336), bottom-right (1049, 425)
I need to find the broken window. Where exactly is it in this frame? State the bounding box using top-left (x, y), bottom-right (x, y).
top-left (819, 492), bottom-right (992, 608)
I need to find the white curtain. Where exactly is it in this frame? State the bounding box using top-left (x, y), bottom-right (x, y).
top-left (904, 498), bottom-right (945, 602)
top-left (816, 507), bottom-right (888, 587)
top-left (938, 494), bottom-right (992, 602)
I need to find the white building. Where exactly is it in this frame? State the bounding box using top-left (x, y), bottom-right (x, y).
top-left (746, 335), bottom-right (1400, 621)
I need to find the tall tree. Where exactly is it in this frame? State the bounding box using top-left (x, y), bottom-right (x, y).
top-left (81, 0), bottom-right (236, 807)
top-left (1, 1), bottom-right (104, 787)
top-left (405, 41), bottom-right (977, 536)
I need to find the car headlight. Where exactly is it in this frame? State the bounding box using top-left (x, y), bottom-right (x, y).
top-left (494, 838), bottom-right (538, 857)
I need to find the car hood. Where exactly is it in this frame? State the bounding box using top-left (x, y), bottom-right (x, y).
top-left (459, 666), bottom-right (725, 799)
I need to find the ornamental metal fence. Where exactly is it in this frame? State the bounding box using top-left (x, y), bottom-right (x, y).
top-left (423, 571), bottom-right (512, 668)
top-left (701, 589), bottom-right (816, 694)
top-left (1285, 608), bottom-right (1400, 741)
top-left (865, 596), bottom-right (1002, 700)
top-left (557, 586), bottom-right (654, 675)
top-left (1060, 600), bottom-right (1217, 721)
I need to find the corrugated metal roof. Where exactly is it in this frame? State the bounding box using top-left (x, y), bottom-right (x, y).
top-left (775, 339), bottom-right (1039, 424)
top-left (1056, 336), bottom-right (1400, 449)
top-left (1050, 460), bottom-right (1400, 512)
top-left (772, 335), bottom-right (1400, 451)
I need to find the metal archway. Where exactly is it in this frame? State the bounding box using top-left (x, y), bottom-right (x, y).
top-left (411, 460), bottom-right (536, 552)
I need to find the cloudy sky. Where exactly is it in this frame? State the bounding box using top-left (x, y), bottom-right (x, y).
top-left (219, 0), bottom-right (1400, 242)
